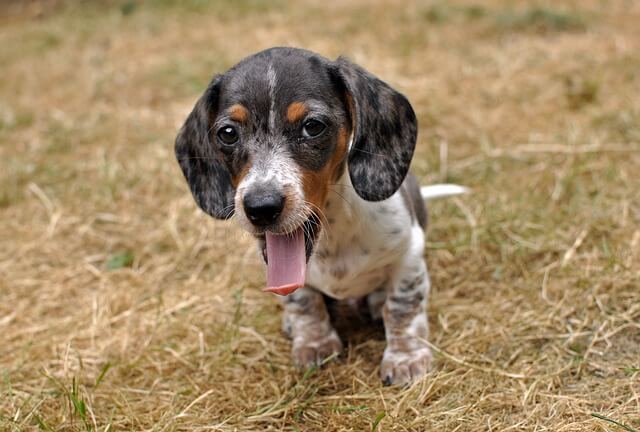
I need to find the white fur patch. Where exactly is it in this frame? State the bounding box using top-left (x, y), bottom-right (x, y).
top-left (307, 174), bottom-right (418, 299)
top-left (267, 63), bottom-right (277, 133)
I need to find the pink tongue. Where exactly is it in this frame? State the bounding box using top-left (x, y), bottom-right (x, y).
top-left (263, 229), bottom-right (306, 296)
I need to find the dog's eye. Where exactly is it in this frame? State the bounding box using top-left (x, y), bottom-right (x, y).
top-left (217, 126), bottom-right (239, 145)
top-left (302, 119), bottom-right (326, 138)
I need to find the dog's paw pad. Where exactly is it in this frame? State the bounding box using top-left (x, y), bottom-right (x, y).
top-left (292, 333), bottom-right (343, 368)
top-left (380, 348), bottom-right (432, 386)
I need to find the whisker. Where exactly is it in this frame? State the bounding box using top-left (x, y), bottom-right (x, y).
top-left (300, 208), bottom-right (314, 243)
top-left (303, 200), bottom-right (328, 226)
top-left (350, 148), bottom-right (389, 159)
top-left (302, 200), bottom-right (330, 239)
top-left (220, 203), bottom-right (236, 219)
top-left (327, 186), bottom-right (354, 211)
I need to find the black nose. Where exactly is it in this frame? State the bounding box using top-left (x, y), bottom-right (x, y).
top-left (243, 191), bottom-right (285, 227)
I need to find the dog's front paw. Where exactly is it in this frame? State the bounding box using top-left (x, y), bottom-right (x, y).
top-left (292, 331), bottom-right (343, 368)
top-left (380, 347), bottom-right (432, 385)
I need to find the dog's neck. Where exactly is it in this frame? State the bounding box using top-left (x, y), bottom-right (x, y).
top-left (317, 171), bottom-right (369, 252)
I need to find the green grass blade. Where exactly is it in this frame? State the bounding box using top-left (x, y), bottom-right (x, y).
top-left (592, 413), bottom-right (639, 432)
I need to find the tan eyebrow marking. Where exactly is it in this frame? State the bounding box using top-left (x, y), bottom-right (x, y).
top-left (286, 102), bottom-right (308, 123)
top-left (231, 159), bottom-right (252, 189)
top-left (228, 104), bottom-right (249, 123)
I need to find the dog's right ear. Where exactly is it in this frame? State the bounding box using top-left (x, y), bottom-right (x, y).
top-left (175, 76), bottom-right (234, 219)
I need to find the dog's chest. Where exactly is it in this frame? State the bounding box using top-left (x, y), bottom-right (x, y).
top-left (306, 192), bottom-right (411, 299)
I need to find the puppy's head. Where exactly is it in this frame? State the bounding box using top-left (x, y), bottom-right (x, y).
top-left (175, 47), bottom-right (417, 294)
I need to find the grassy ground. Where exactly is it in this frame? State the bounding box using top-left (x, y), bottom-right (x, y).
top-left (1, 0), bottom-right (639, 430)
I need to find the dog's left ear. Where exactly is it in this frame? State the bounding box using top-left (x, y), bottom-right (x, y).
top-left (330, 57), bottom-right (418, 201)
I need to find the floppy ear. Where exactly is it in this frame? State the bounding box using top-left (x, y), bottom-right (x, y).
top-left (331, 57), bottom-right (418, 201)
top-left (174, 76), bottom-right (234, 219)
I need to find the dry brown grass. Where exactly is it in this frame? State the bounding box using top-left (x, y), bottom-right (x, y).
top-left (1, 0), bottom-right (639, 430)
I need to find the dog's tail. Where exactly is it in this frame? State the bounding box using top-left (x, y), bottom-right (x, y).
top-left (420, 184), bottom-right (469, 201)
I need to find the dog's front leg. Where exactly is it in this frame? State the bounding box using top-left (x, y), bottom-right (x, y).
top-left (282, 287), bottom-right (343, 368)
top-left (380, 261), bottom-right (432, 385)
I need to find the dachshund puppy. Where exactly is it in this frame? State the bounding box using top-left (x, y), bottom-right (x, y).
top-left (175, 47), bottom-right (466, 385)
